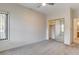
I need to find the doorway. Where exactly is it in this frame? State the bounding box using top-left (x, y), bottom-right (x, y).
top-left (49, 25), bottom-right (55, 40)
top-left (48, 18), bottom-right (64, 43)
top-left (73, 18), bottom-right (79, 44)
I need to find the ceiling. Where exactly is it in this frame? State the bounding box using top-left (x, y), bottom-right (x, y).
top-left (19, 3), bottom-right (79, 16)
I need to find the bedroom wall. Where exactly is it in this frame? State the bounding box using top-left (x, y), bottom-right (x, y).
top-left (0, 3), bottom-right (46, 51)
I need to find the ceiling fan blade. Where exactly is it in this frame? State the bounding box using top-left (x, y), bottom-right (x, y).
top-left (47, 3), bottom-right (54, 5)
top-left (37, 4), bottom-right (42, 8)
top-left (36, 3), bottom-right (54, 8)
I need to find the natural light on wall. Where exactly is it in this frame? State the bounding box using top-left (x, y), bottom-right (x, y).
top-left (77, 22), bottom-right (79, 26)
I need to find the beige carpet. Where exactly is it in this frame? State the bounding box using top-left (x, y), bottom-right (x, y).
top-left (0, 40), bottom-right (79, 55)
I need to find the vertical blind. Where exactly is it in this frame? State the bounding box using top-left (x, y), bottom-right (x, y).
top-left (0, 14), bottom-right (7, 39)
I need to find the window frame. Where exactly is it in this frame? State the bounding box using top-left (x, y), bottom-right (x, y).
top-left (0, 12), bottom-right (8, 40)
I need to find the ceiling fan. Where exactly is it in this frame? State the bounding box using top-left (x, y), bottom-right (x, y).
top-left (37, 3), bottom-right (54, 8)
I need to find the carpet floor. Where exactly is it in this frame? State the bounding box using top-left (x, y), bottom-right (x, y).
top-left (0, 40), bottom-right (79, 55)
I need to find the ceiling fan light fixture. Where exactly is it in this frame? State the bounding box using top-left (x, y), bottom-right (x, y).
top-left (42, 3), bottom-right (46, 6)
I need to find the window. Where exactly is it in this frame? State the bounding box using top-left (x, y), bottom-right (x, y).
top-left (60, 19), bottom-right (64, 33)
top-left (61, 23), bottom-right (64, 32)
top-left (0, 13), bottom-right (8, 40)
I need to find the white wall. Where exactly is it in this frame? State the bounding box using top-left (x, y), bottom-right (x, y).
top-left (0, 4), bottom-right (46, 51)
top-left (47, 7), bottom-right (73, 45)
